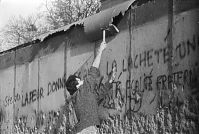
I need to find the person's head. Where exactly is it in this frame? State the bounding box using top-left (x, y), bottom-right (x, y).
top-left (66, 75), bottom-right (83, 95)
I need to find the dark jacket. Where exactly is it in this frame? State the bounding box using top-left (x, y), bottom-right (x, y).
top-left (72, 66), bottom-right (101, 133)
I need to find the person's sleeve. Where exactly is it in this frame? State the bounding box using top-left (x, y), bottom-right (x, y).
top-left (84, 66), bottom-right (101, 93)
top-left (88, 66), bottom-right (100, 80)
top-left (88, 66), bottom-right (101, 84)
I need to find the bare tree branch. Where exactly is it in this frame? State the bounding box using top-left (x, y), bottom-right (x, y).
top-left (45, 0), bottom-right (101, 29)
top-left (1, 14), bottom-right (49, 49)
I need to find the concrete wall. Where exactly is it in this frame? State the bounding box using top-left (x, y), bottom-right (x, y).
top-left (0, 0), bottom-right (199, 133)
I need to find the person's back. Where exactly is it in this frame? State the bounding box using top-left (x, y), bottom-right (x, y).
top-left (72, 67), bottom-right (101, 133)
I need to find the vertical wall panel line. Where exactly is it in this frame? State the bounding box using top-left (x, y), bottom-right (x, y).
top-left (128, 8), bottom-right (133, 134)
top-left (64, 38), bottom-right (71, 134)
top-left (37, 57), bottom-right (40, 118)
top-left (168, 0), bottom-right (174, 78)
top-left (13, 49), bottom-right (17, 132)
top-left (168, 0), bottom-right (174, 132)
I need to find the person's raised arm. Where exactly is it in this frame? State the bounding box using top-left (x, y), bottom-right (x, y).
top-left (92, 41), bottom-right (107, 68)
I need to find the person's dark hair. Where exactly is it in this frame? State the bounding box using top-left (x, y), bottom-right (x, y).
top-left (66, 75), bottom-right (80, 95)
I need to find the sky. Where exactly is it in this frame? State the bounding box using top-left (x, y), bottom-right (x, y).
top-left (0, 0), bottom-right (45, 29)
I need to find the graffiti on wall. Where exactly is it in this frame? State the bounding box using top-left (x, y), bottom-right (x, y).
top-left (128, 34), bottom-right (199, 69)
top-left (2, 74), bottom-right (68, 108)
top-left (96, 34), bottom-right (199, 133)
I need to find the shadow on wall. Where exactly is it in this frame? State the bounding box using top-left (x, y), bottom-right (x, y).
top-left (38, 32), bottom-right (70, 57)
top-left (69, 26), bottom-right (94, 57)
top-left (69, 25), bottom-right (120, 57)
